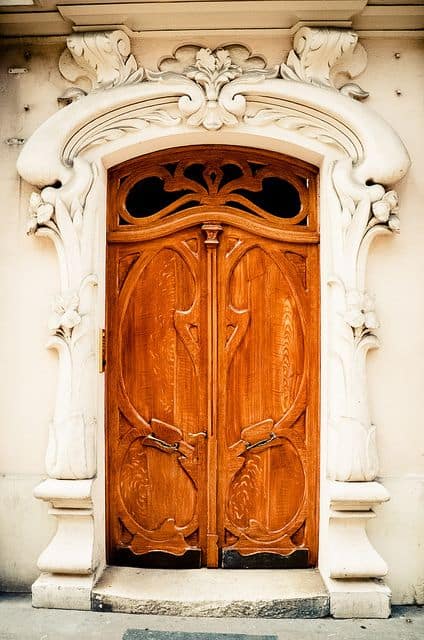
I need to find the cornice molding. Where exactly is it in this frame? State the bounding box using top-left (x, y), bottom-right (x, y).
top-left (1, 1), bottom-right (423, 37)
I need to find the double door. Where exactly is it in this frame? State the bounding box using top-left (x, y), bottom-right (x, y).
top-left (106, 217), bottom-right (319, 569)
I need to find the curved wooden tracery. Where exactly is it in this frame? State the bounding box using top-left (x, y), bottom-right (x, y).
top-left (109, 146), bottom-right (317, 231)
top-left (106, 145), bottom-right (319, 569)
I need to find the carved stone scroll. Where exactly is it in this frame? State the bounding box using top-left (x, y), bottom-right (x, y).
top-left (280, 26), bottom-right (369, 100)
top-left (147, 45), bottom-right (278, 131)
top-left (59, 29), bottom-right (144, 91)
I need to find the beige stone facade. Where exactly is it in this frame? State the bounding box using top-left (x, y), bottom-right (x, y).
top-left (0, 0), bottom-right (423, 617)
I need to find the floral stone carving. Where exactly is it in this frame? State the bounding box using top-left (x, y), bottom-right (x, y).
top-left (26, 160), bottom-right (99, 479)
top-left (57, 29), bottom-right (369, 132)
top-left (48, 290), bottom-right (81, 339)
top-left (327, 158), bottom-right (402, 482)
top-left (147, 45), bottom-right (278, 130)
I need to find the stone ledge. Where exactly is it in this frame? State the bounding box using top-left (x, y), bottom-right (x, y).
top-left (91, 567), bottom-right (329, 618)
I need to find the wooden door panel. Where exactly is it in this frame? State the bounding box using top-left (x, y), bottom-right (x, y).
top-left (218, 229), bottom-right (318, 564)
top-left (120, 246), bottom-right (198, 426)
top-left (224, 243), bottom-right (305, 430)
top-left (107, 228), bottom-right (208, 564)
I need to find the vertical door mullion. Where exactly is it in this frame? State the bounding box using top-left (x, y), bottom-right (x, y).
top-left (201, 222), bottom-right (222, 567)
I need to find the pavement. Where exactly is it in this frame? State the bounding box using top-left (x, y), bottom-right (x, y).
top-left (0, 593), bottom-right (423, 640)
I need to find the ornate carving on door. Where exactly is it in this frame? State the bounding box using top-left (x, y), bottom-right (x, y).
top-left (106, 146), bottom-right (319, 569)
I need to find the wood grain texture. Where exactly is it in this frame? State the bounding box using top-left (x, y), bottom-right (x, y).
top-left (106, 145), bottom-right (319, 568)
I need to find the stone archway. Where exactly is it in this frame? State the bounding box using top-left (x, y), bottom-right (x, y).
top-left (17, 27), bottom-right (410, 617)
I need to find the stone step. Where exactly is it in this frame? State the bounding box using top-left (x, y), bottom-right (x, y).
top-left (92, 567), bottom-right (329, 618)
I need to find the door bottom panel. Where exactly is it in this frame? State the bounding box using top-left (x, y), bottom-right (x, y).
top-left (110, 549), bottom-right (203, 569)
top-left (221, 549), bottom-right (309, 569)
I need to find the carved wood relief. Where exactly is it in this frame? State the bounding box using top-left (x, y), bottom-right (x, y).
top-left (106, 146), bottom-right (319, 568)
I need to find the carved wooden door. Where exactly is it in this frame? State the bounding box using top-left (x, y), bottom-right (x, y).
top-left (106, 146), bottom-right (319, 569)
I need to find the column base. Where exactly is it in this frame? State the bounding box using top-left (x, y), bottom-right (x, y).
top-left (325, 577), bottom-right (391, 618)
top-left (32, 572), bottom-right (99, 611)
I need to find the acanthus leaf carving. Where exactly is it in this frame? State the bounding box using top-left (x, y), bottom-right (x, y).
top-left (59, 29), bottom-right (144, 92)
top-left (57, 28), bottom-right (368, 142)
top-left (280, 26), bottom-right (368, 100)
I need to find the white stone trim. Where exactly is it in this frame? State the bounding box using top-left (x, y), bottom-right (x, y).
top-left (17, 27), bottom-right (410, 618)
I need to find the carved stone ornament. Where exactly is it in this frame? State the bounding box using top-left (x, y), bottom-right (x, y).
top-left (17, 27), bottom-right (410, 617)
top-left (59, 29), bottom-right (144, 91)
top-left (280, 26), bottom-right (369, 100)
top-left (146, 44), bottom-right (278, 130)
top-left (58, 30), bottom-right (367, 132)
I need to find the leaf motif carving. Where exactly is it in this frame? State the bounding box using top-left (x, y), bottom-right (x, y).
top-left (120, 439), bottom-right (150, 526)
top-left (59, 30), bottom-right (144, 92)
top-left (227, 454), bottom-right (262, 528)
top-left (280, 26), bottom-right (368, 100)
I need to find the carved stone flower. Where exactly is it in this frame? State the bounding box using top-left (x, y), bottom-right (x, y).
top-left (196, 48), bottom-right (218, 73)
top-left (186, 48), bottom-right (242, 100)
top-left (48, 291), bottom-right (81, 336)
top-left (371, 190), bottom-right (400, 231)
top-left (27, 192), bottom-right (54, 235)
top-left (343, 289), bottom-right (379, 331)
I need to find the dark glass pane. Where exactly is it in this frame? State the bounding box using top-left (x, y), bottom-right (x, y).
top-left (163, 162), bottom-right (178, 176)
top-left (247, 161), bottom-right (266, 175)
top-left (125, 176), bottom-right (192, 218)
top-left (183, 163), bottom-right (208, 190)
top-left (219, 163), bottom-right (243, 188)
top-left (233, 177), bottom-right (301, 218)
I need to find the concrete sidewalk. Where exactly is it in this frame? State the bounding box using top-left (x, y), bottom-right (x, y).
top-left (0, 593), bottom-right (423, 640)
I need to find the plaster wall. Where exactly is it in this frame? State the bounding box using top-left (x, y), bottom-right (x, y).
top-left (0, 35), bottom-right (422, 603)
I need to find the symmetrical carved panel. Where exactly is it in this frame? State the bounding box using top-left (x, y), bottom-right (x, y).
top-left (110, 146), bottom-right (316, 232)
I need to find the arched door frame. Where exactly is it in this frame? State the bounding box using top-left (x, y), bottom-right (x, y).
top-left (17, 28), bottom-right (410, 617)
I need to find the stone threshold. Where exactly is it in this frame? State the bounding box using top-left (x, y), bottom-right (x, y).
top-left (91, 567), bottom-right (329, 618)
